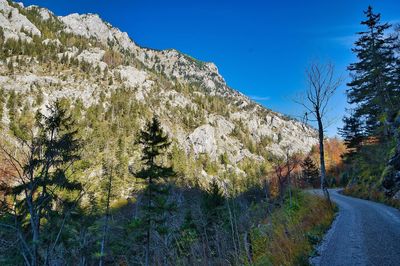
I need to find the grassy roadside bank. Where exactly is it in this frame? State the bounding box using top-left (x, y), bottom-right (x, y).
top-left (250, 191), bottom-right (336, 265)
top-left (342, 185), bottom-right (400, 209)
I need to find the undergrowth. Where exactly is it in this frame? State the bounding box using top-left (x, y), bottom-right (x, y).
top-left (251, 190), bottom-right (336, 265)
top-left (343, 185), bottom-right (400, 209)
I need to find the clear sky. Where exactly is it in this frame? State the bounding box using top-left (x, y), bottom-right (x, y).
top-left (20, 0), bottom-right (400, 136)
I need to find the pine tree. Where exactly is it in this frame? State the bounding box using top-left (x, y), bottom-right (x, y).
top-left (0, 100), bottom-right (82, 265)
top-left (339, 112), bottom-right (365, 161)
top-left (347, 6), bottom-right (397, 136)
top-left (7, 60), bottom-right (14, 73)
top-left (301, 156), bottom-right (320, 188)
top-left (201, 178), bottom-right (226, 259)
top-left (134, 116), bottom-right (176, 266)
top-left (0, 88), bottom-right (4, 126)
top-left (99, 160), bottom-right (114, 266)
top-left (393, 25), bottom-right (400, 111)
top-left (0, 27), bottom-right (4, 45)
top-left (202, 179), bottom-right (225, 222)
top-left (177, 211), bottom-right (199, 261)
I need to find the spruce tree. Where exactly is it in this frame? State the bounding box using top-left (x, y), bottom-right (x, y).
top-left (347, 6), bottom-right (397, 136)
top-left (99, 160), bottom-right (114, 266)
top-left (201, 179), bottom-right (226, 259)
top-left (177, 211), bottom-right (199, 261)
top-left (0, 100), bottom-right (82, 265)
top-left (339, 113), bottom-right (365, 161)
top-left (301, 156), bottom-right (320, 188)
top-left (393, 26), bottom-right (400, 109)
top-left (0, 88), bottom-right (4, 126)
top-left (134, 116), bottom-right (176, 266)
top-left (202, 179), bottom-right (225, 222)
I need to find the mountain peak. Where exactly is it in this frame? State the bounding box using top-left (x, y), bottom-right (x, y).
top-left (0, 0), bottom-right (318, 171)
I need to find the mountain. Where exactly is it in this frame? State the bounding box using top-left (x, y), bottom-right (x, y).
top-left (0, 0), bottom-right (317, 187)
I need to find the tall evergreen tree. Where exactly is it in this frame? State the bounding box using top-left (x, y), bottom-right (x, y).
top-left (393, 25), bottom-right (400, 110)
top-left (347, 6), bottom-right (397, 136)
top-left (202, 179), bottom-right (225, 222)
top-left (134, 116), bottom-right (176, 266)
top-left (0, 100), bottom-right (82, 265)
top-left (339, 112), bottom-right (366, 161)
top-left (301, 156), bottom-right (320, 188)
top-left (201, 178), bottom-right (226, 259)
top-left (98, 160), bottom-right (114, 266)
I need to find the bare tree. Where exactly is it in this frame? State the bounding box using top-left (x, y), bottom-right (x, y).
top-left (296, 62), bottom-right (341, 202)
top-left (274, 146), bottom-right (300, 202)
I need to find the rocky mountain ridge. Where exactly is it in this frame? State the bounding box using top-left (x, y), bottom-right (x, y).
top-left (0, 0), bottom-right (318, 183)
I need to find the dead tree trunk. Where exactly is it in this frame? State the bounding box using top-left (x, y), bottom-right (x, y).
top-left (317, 111), bottom-right (331, 203)
top-left (296, 62), bottom-right (341, 204)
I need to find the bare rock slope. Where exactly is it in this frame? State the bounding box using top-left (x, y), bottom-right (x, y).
top-left (0, 0), bottom-right (318, 180)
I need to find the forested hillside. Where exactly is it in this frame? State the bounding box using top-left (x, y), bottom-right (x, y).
top-left (340, 6), bottom-right (400, 207)
top-left (0, 1), bottom-right (333, 265)
top-left (0, 0), bottom-right (320, 190)
top-left (4, 1), bottom-right (400, 265)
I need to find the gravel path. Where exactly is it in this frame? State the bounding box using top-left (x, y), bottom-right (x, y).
top-left (310, 189), bottom-right (400, 266)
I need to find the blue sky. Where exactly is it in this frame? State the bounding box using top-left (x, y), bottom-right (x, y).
top-left (20, 0), bottom-right (400, 136)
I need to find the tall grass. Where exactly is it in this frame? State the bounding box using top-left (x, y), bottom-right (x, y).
top-left (343, 185), bottom-right (400, 209)
top-left (251, 191), bottom-right (336, 265)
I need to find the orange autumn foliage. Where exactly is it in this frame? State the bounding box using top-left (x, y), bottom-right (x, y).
top-left (0, 151), bottom-right (16, 197)
top-left (310, 137), bottom-right (346, 184)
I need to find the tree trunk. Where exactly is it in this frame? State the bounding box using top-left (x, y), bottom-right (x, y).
top-left (287, 157), bottom-right (292, 207)
top-left (26, 192), bottom-right (39, 266)
top-left (99, 169), bottom-right (112, 266)
top-left (145, 176), bottom-right (153, 266)
top-left (264, 179), bottom-right (270, 200)
top-left (243, 231), bottom-right (253, 264)
top-left (226, 199), bottom-right (239, 262)
top-left (317, 112), bottom-right (331, 204)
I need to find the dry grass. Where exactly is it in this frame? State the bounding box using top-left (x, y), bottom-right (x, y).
top-left (251, 191), bottom-right (336, 265)
top-left (343, 185), bottom-right (400, 209)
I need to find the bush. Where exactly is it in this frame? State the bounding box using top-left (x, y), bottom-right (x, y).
top-left (251, 191), bottom-right (336, 265)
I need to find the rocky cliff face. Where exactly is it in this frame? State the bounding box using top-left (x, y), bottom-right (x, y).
top-left (0, 0), bottom-right (318, 181)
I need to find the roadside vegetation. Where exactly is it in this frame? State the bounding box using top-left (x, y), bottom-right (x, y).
top-left (338, 7), bottom-right (400, 208)
top-left (5, 0), bottom-right (400, 265)
top-left (342, 186), bottom-right (400, 209)
top-left (0, 99), bottom-right (335, 265)
top-left (251, 190), bottom-right (336, 265)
